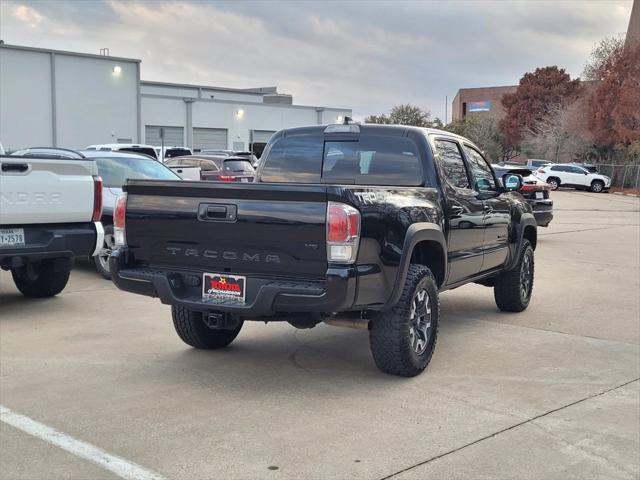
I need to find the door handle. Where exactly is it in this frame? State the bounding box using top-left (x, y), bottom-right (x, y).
top-left (197, 203), bottom-right (237, 222)
top-left (1, 163), bottom-right (28, 173)
top-left (483, 205), bottom-right (493, 213)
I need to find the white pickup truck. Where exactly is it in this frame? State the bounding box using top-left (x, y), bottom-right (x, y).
top-left (0, 151), bottom-right (104, 297)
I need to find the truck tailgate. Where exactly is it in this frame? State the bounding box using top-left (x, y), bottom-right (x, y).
top-left (124, 181), bottom-right (329, 278)
top-left (0, 157), bottom-right (96, 224)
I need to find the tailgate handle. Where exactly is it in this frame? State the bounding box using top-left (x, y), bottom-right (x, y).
top-left (1, 163), bottom-right (29, 173)
top-left (198, 203), bottom-right (237, 222)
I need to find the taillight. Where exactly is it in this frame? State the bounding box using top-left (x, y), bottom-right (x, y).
top-left (92, 175), bottom-right (103, 222)
top-left (520, 184), bottom-right (546, 192)
top-left (218, 175), bottom-right (235, 182)
top-left (113, 193), bottom-right (127, 247)
top-left (537, 168), bottom-right (546, 173)
top-left (326, 202), bottom-right (360, 263)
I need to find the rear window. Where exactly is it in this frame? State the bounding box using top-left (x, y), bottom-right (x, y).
top-left (260, 132), bottom-right (423, 185)
top-left (260, 133), bottom-right (324, 183)
top-left (165, 148), bottom-right (190, 158)
top-left (322, 136), bottom-right (422, 186)
top-left (119, 147), bottom-right (157, 159)
top-left (223, 159), bottom-right (254, 173)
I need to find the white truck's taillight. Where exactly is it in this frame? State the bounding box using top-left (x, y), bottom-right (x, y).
top-left (326, 202), bottom-right (360, 263)
top-left (92, 175), bottom-right (103, 222)
top-left (113, 193), bottom-right (127, 247)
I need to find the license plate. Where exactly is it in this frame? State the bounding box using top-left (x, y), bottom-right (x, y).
top-left (203, 273), bottom-right (246, 303)
top-left (535, 191), bottom-right (544, 199)
top-left (241, 178), bottom-right (249, 183)
top-left (0, 228), bottom-right (25, 248)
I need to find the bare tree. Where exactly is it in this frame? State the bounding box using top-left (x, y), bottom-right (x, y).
top-left (582, 34), bottom-right (625, 81)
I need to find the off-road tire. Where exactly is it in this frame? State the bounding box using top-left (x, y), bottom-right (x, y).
top-left (546, 177), bottom-right (560, 191)
top-left (590, 180), bottom-right (605, 193)
top-left (494, 239), bottom-right (534, 312)
top-left (11, 260), bottom-right (71, 298)
top-left (172, 306), bottom-right (243, 349)
top-left (369, 265), bottom-right (440, 377)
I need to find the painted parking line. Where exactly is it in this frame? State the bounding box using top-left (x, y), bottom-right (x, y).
top-left (0, 405), bottom-right (165, 480)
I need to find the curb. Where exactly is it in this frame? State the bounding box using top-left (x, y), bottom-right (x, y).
top-left (612, 192), bottom-right (640, 197)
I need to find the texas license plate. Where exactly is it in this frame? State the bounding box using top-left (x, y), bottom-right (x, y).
top-left (203, 273), bottom-right (246, 303)
top-left (0, 228), bottom-right (25, 248)
top-left (535, 191), bottom-right (544, 199)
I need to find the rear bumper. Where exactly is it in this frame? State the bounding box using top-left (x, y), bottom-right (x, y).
top-left (109, 248), bottom-right (357, 317)
top-left (0, 222), bottom-right (102, 268)
top-left (528, 199), bottom-right (553, 226)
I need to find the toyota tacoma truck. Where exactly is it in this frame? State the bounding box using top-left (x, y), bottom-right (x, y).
top-left (0, 149), bottom-right (104, 297)
top-left (110, 124), bottom-right (537, 377)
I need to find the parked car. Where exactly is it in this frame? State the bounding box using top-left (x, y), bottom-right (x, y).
top-left (525, 159), bottom-right (553, 168)
top-left (167, 164), bottom-right (202, 181)
top-left (1, 150), bottom-right (103, 297)
top-left (492, 165), bottom-right (553, 227)
top-left (165, 155), bottom-right (255, 182)
top-left (83, 150), bottom-right (181, 279)
top-left (85, 144), bottom-right (158, 160)
top-left (198, 150), bottom-right (259, 167)
top-left (154, 146), bottom-right (192, 162)
top-left (109, 124), bottom-right (537, 377)
top-left (535, 163), bottom-right (611, 192)
top-left (571, 162), bottom-right (599, 173)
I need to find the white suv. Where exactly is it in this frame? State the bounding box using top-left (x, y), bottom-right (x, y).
top-left (536, 164), bottom-right (611, 193)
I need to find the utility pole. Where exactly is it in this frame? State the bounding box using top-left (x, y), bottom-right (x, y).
top-left (445, 96), bottom-right (448, 125)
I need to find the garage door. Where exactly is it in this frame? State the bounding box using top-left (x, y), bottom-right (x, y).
top-left (145, 126), bottom-right (184, 146)
top-left (193, 128), bottom-right (228, 151)
top-left (251, 130), bottom-right (276, 144)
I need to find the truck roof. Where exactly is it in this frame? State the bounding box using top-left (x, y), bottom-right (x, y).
top-left (277, 123), bottom-right (469, 142)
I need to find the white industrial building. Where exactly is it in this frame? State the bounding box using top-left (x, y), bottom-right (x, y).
top-left (0, 43), bottom-right (351, 153)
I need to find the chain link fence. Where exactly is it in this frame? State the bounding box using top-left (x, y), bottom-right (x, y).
top-left (594, 164), bottom-right (640, 191)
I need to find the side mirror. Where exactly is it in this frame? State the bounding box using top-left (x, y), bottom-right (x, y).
top-left (502, 173), bottom-right (523, 192)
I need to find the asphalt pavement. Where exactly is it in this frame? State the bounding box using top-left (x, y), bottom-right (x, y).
top-left (1, 190), bottom-right (639, 480)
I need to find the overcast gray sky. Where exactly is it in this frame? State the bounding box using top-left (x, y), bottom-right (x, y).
top-left (0, 0), bottom-right (633, 120)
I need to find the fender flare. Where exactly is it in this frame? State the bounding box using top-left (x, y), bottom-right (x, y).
top-left (383, 223), bottom-right (447, 309)
top-left (507, 213), bottom-right (537, 270)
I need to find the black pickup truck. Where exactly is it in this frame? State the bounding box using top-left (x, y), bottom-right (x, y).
top-left (110, 124), bottom-right (537, 376)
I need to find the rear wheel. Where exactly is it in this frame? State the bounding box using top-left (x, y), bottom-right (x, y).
top-left (591, 180), bottom-right (605, 193)
top-left (546, 177), bottom-right (560, 191)
top-left (494, 239), bottom-right (534, 312)
top-left (369, 265), bottom-right (439, 377)
top-left (11, 260), bottom-right (71, 298)
top-left (172, 306), bottom-right (243, 349)
top-left (94, 225), bottom-right (115, 280)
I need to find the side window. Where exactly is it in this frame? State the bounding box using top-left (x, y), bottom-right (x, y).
top-left (260, 133), bottom-right (323, 183)
top-left (463, 145), bottom-right (496, 192)
top-left (551, 165), bottom-right (566, 172)
top-left (321, 136), bottom-right (423, 186)
top-left (434, 140), bottom-right (470, 189)
top-left (568, 166), bottom-right (584, 174)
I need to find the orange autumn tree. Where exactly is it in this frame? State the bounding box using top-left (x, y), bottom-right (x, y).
top-left (588, 43), bottom-right (640, 145)
top-left (499, 66), bottom-right (583, 148)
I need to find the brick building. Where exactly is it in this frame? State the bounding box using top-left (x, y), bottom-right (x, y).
top-left (451, 85), bottom-right (517, 123)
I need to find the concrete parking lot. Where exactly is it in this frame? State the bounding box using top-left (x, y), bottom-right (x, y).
top-left (1, 190), bottom-right (639, 480)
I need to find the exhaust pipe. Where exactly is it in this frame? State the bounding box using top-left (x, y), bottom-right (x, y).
top-left (323, 314), bottom-right (370, 330)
